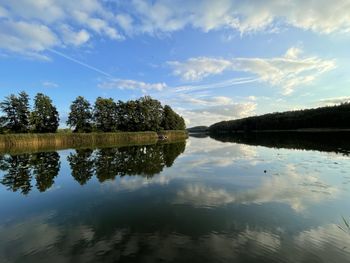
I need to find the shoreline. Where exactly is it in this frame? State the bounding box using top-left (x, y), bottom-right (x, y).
top-left (190, 128), bottom-right (350, 134)
top-left (0, 130), bottom-right (188, 154)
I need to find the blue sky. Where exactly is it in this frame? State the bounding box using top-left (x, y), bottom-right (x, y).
top-left (0, 0), bottom-right (350, 127)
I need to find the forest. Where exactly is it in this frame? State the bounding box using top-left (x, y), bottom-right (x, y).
top-left (210, 132), bottom-right (350, 156)
top-left (0, 92), bottom-right (185, 134)
top-left (209, 103), bottom-right (350, 133)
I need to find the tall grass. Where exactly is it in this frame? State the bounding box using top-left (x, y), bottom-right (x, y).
top-left (0, 131), bottom-right (188, 154)
top-left (159, 130), bottom-right (189, 140)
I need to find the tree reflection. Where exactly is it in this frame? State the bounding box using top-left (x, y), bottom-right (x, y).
top-left (0, 141), bottom-right (186, 194)
top-left (92, 142), bottom-right (185, 182)
top-left (31, 152), bottom-right (60, 192)
top-left (210, 132), bottom-right (350, 155)
top-left (67, 149), bottom-right (94, 185)
top-left (0, 154), bottom-right (32, 195)
top-left (94, 148), bottom-right (120, 182)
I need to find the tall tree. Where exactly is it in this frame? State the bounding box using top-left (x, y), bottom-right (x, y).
top-left (30, 93), bottom-right (59, 133)
top-left (0, 91), bottom-right (30, 133)
top-left (67, 96), bottom-right (93, 132)
top-left (162, 105), bottom-right (186, 130)
top-left (138, 96), bottom-right (163, 131)
top-left (93, 97), bottom-right (118, 132)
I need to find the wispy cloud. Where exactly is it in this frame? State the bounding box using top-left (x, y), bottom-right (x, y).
top-left (98, 78), bottom-right (167, 92)
top-left (169, 48), bottom-right (336, 94)
top-left (0, 0), bottom-right (122, 58)
top-left (117, 0), bottom-right (350, 35)
top-left (173, 77), bottom-right (259, 93)
top-left (42, 81), bottom-right (59, 88)
top-left (318, 96), bottom-right (350, 106)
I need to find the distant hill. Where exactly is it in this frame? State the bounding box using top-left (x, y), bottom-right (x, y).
top-left (209, 103), bottom-right (350, 133)
top-left (187, 126), bottom-right (209, 133)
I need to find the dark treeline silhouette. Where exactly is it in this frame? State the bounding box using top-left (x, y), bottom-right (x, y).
top-left (0, 141), bottom-right (186, 194)
top-left (209, 103), bottom-right (350, 133)
top-left (210, 132), bottom-right (350, 156)
top-left (0, 92), bottom-right (185, 134)
top-left (187, 126), bottom-right (209, 133)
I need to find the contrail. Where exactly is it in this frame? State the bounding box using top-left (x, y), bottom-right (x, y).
top-left (173, 77), bottom-right (259, 93)
top-left (47, 49), bottom-right (113, 78)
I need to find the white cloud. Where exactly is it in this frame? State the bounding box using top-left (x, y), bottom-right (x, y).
top-left (0, 0), bottom-right (123, 58)
top-left (2, 0), bottom-right (349, 60)
top-left (173, 77), bottom-right (258, 93)
top-left (59, 25), bottom-right (90, 46)
top-left (116, 14), bottom-right (134, 34)
top-left (42, 81), bottom-right (59, 88)
top-left (176, 95), bottom-right (233, 107)
top-left (98, 78), bottom-right (167, 92)
top-left (169, 48), bottom-right (336, 94)
top-left (0, 20), bottom-right (59, 59)
top-left (318, 96), bottom-right (350, 106)
top-left (168, 58), bottom-right (232, 81)
top-left (72, 10), bottom-right (123, 40)
top-left (119, 0), bottom-right (350, 34)
top-left (175, 164), bottom-right (338, 212)
top-left (177, 101), bottom-right (256, 127)
top-left (0, 5), bottom-right (9, 17)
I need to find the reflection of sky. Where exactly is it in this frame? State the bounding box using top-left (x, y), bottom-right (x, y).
top-left (1, 137), bottom-right (350, 262)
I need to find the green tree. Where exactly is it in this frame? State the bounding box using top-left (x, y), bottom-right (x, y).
top-left (162, 105), bottom-right (186, 130)
top-left (93, 97), bottom-right (118, 132)
top-left (30, 93), bottom-right (59, 133)
top-left (0, 91), bottom-right (30, 133)
top-left (67, 96), bottom-right (93, 132)
top-left (116, 100), bottom-right (140, 131)
top-left (138, 96), bottom-right (163, 131)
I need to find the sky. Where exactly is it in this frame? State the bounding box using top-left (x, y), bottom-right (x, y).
top-left (0, 0), bottom-right (350, 127)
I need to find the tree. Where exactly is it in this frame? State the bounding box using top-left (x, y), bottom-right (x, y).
top-left (0, 91), bottom-right (30, 133)
top-left (93, 97), bottom-right (118, 132)
top-left (138, 96), bottom-right (163, 131)
top-left (30, 93), bottom-right (59, 133)
top-left (162, 105), bottom-right (186, 130)
top-left (67, 96), bottom-right (93, 132)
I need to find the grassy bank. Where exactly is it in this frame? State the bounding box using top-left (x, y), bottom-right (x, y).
top-left (159, 130), bottom-right (189, 140)
top-left (0, 130), bottom-right (188, 154)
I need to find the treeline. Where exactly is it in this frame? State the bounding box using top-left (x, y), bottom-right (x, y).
top-left (0, 92), bottom-right (185, 133)
top-left (210, 132), bottom-right (350, 156)
top-left (209, 103), bottom-right (350, 133)
top-left (187, 126), bottom-right (208, 133)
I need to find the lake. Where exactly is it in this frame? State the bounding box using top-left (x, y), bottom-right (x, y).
top-left (1, 133), bottom-right (350, 263)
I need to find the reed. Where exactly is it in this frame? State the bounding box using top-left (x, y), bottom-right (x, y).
top-left (159, 130), bottom-right (189, 140)
top-left (0, 131), bottom-right (188, 154)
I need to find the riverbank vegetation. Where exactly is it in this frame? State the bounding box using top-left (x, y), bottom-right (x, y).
top-left (0, 92), bottom-right (186, 134)
top-left (0, 130), bottom-right (188, 154)
top-left (209, 103), bottom-right (350, 133)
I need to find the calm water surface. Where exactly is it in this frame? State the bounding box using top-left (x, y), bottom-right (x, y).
top-left (1, 134), bottom-right (350, 263)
